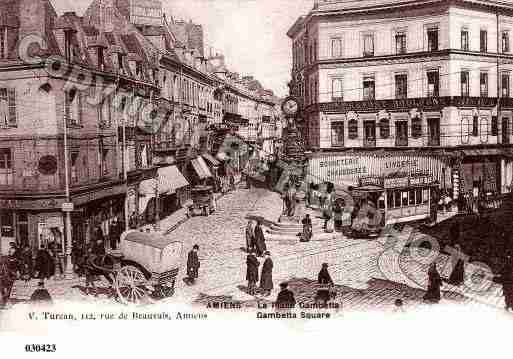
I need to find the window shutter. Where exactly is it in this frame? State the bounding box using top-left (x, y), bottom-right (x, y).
top-left (7, 88), bottom-right (16, 127)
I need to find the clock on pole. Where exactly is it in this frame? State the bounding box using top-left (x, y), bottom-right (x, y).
top-left (281, 96), bottom-right (299, 117)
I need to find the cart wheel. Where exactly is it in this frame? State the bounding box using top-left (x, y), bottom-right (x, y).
top-left (115, 265), bottom-right (151, 305)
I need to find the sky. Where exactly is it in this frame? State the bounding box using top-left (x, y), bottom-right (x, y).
top-left (50, 0), bottom-right (314, 97)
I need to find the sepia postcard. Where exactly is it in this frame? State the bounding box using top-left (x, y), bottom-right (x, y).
top-left (1, 0), bottom-right (513, 357)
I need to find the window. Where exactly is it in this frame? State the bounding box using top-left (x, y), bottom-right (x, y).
top-left (411, 116), bottom-right (422, 138)
top-left (394, 190), bottom-right (401, 208)
top-left (387, 191), bottom-right (395, 209)
top-left (461, 29), bottom-right (469, 51)
top-left (503, 31), bottom-right (510, 53)
top-left (363, 34), bottom-right (374, 57)
top-left (0, 27), bottom-right (7, 59)
top-left (480, 72), bottom-right (488, 97)
top-left (331, 121), bottom-right (344, 147)
top-left (472, 115), bottom-right (479, 136)
top-left (480, 30), bottom-right (488, 52)
top-left (492, 116), bottom-right (498, 136)
top-left (331, 78), bottom-right (343, 100)
top-left (427, 28), bottom-right (439, 51)
top-left (363, 76), bottom-right (375, 100)
top-left (0, 148), bottom-right (12, 186)
top-left (331, 38), bottom-right (342, 58)
top-left (395, 121), bottom-right (408, 146)
top-left (502, 73), bottom-right (510, 98)
top-left (0, 88), bottom-right (16, 127)
top-left (65, 90), bottom-right (81, 126)
top-left (70, 152), bottom-right (79, 183)
top-left (379, 118), bottom-right (390, 138)
top-left (428, 118), bottom-right (440, 146)
top-left (409, 189), bottom-right (416, 206)
top-left (348, 118), bottom-right (358, 139)
top-left (427, 70), bottom-right (439, 97)
top-left (395, 74), bottom-right (407, 99)
top-left (461, 71), bottom-right (470, 97)
top-left (415, 188), bottom-right (423, 205)
top-left (401, 191), bottom-right (409, 207)
top-left (395, 32), bottom-right (406, 54)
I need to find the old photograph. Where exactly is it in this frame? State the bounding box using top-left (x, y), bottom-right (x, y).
top-left (1, 0), bottom-right (513, 357)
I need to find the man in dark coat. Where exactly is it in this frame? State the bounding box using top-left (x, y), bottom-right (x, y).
top-left (423, 262), bottom-right (442, 303)
top-left (109, 219), bottom-right (120, 250)
top-left (186, 245), bottom-right (200, 284)
top-left (20, 244), bottom-right (33, 281)
top-left (34, 245), bottom-right (52, 281)
top-left (446, 244), bottom-right (465, 286)
top-left (300, 214), bottom-right (313, 242)
top-left (254, 221), bottom-right (266, 257)
top-left (260, 251), bottom-right (273, 296)
top-left (275, 282), bottom-right (296, 309)
top-left (246, 250), bottom-right (259, 295)
top-left (498, 255), bottom-right (513, 311)
top-left (30, 281), bottom-right (52, 305)
top-left (316, 263), bottom-right (334, 305)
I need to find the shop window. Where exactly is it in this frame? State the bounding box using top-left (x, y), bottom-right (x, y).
top-left (0, 87), bottom-right (16, 127)
top-left (331, 121), bottom-right (344, 147)
top-left (492, 116), bottom-right (498, 136)
top-left (387, 191), bottom-right (395, 209)
top-left (422, 189), bottom-right (429, 204)
top-left (379, 118), bottom-right (390, 139)
top-left (402, 191), bottom-right (409, 207)
top-left (409, 189), bottom-right (416, 206)
top-left (395, 74), bottom-right (407, 99)
top-left (411, 116), bottom-right (422, 138)
top-left (480, 72), bottom-right (488, 97)
top-left (427, 28), bottom-right (439, 52)
top-left (395, 32), bottom-right (407, 54)
top-left (461, 28), bottom-right (469, 51)
top-left (0, 211), bottom-right (13, 237)
top-left (394, 190), bottom-right (401, 208)
top-left (348, 119), bottom-right (358, 139)
top-left (416, 188), bottom-right (423, 205)
top-left (480, 30), bottom-right (488, 52)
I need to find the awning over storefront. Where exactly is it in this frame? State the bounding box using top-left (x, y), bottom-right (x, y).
top-left (191, 156), bottom-right (213, 179)
top-left (461, 148), bottom-right (513, 157)
top-left (202, 153), bottom-right (221, 167)
top-left (158, 165), bottom-right (189, 194)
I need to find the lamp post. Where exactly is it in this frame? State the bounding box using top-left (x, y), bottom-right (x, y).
top-left (62, 105), bottom-right (74, 280)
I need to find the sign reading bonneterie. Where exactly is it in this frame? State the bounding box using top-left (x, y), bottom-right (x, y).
top-left (308, 153), bottom-right (449, 188)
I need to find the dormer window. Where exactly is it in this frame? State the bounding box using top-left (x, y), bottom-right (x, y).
top-left (0, 27), bottom-right (8, 59)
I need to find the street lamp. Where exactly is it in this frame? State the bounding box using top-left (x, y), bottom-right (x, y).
top-left (62, 102), bottom-right (74, 280)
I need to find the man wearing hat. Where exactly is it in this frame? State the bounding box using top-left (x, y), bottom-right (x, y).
top-left (186, 245), bottom-right (200, 285)
top-left (260, 251), bottom-right (273, 297)
top-left (316, 263), bottom-right (334, 305)
top-left (246, 249), bottom-right (259, 295)
top-left (275, 282), bottom-right (296, 309)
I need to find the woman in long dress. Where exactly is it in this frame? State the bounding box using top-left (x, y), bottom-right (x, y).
top-left (446, 244), bottom-right (465, 286)
top-left (245, 220), bottom-right (255, 252)
top-left (423, 262), bottom-right (442, 303)
top-left (300, 214), bottom-right (313, 242)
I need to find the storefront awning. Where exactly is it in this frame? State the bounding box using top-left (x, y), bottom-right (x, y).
top-left (191, 156), bottom-right (213, 179)
top-left (158, 165), bottom-right (189, 194)
top-left (202, 152), bottom-right (221, 167)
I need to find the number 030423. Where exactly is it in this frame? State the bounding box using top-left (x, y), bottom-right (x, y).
top-left (25, 344), bottom-right (56, 353)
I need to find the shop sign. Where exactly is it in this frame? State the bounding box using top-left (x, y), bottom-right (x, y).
top-left (384, 177), bottom-right (409, 189)
top-left (62, 202), bottom-right (74, 212)
top-left (359, 177), bottom-right (383, 187)
top-left (410, 175), bottom-right (434, 186)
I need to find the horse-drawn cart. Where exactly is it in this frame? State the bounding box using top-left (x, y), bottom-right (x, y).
top-left (90, 230), bottom-right (183, 305)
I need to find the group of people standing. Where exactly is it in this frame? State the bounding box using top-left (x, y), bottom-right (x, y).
top-left (246, 250), bottom-right (273, 296)
top-left (245, 220), bottom-right (267, 257)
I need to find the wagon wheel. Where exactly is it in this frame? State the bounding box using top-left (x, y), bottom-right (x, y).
top-left (115, 265), bottom-right (152, 305)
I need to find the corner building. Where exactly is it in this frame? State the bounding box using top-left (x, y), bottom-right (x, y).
top-left (288, 0), bottom-right (513, 224)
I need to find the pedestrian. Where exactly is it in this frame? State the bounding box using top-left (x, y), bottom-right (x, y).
top-left (72, 241), bottom-right (85, 276)
top-left (30, 281), bottom-right (53, 305)
top-left (34, 245), bottom-right (52, 281)
top-left (230, 175), bottom-right (236, 191)
top-left (300, 214), bottom-right (312, 242)
top-left (20, 244), bottom-right (33, 281)
top-left (316, 263), bottom-right (334, 305)
top-left (260, 251), bottom-right (273, 297)
top-left (186, 245), bottom-right (200, 285)
top-left (6, 246), bottom-right (19, 280)
top-left (497, 255), bottom-right (513, 312)
top-left (445, 244), bottom-right (465, 286)
top-left (254, 221), bottom-right (266, 257)
top-left (245, 220), bottom-right (255, 253)
top-left (393, 298), bottom-right (405, 313)
top-left (83, 248), bottom-right (98, 296)
top-left (50, 239), bottom-right (64, 280)
top-left (275, 282), bottom-right (296, 309)
top-left (109, 218), bottom-right (119, 250)
top-left (92, 234), bottom-right (106, 257)
top-left (423, 262), bottom-right (442, 304)
top-left (246, 250), bottom-right (259, 295)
